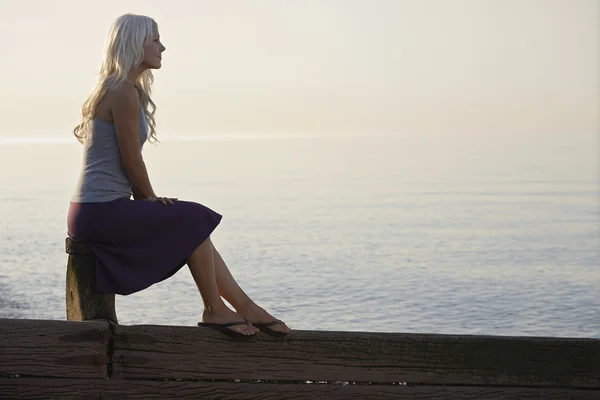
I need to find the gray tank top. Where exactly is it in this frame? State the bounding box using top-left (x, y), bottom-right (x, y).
top-left (71, 108), bottom-right (148, 203)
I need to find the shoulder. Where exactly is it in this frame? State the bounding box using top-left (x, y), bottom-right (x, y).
top-left (102, 82), bottom-right (140, 123)
top-left (107, 82), bottom-right (140, 108)
top-left (94, 80), bottom-right (140, 123)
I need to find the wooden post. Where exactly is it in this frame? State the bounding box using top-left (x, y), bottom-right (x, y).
top-left (65, 237), bottom-right (118, 323)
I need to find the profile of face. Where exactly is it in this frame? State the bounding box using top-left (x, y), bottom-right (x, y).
top-left (141, 23), bottom-right (166, 70)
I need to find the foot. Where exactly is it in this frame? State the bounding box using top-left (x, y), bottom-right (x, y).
top-left (201, 307), bottom-right (259, 336)
top-left (236, 302), bottom-right (291, 335)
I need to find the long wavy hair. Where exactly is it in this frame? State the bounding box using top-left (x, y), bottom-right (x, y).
top-left (73, 13), bottom-right (159, 143)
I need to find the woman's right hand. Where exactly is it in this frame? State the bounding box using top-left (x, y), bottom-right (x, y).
top-left (143, 196), bottom-right (178, 205)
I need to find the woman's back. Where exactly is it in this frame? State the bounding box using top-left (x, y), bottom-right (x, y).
top-left (71, 105), bottom-right (148, 203)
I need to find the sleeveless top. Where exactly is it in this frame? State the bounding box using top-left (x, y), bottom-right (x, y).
top-left (71, 107), bottom-right (148, 203)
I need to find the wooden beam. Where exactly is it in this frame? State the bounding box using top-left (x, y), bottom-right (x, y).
top-left (1, 318), bottom-right (599, 399)
top-left (111, 324), bottom-right (600, 388)
top-left (0, 319), bottom-right (110, 379)
top-left (1, 378), bottom-right (599, 400)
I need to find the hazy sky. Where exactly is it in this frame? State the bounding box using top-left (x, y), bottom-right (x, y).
top-left (0, 0), bottom-right (598, 137)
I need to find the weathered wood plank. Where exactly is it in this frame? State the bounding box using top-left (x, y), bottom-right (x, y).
top-left (112, 325), bottom-right (600, 388)
top-left (0, 319), bottom-right (110, 379)
top-left (1, 378), bottom-right (598, 400)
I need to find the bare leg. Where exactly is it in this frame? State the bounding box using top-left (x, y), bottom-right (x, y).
top-left (212, 245), bottom-right (291, 334)
top-left (212, 246), bottom-right (252, 309)
top-left (187, 236), bottom-right (258, 335)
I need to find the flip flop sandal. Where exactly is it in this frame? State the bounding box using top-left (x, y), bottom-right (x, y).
top-left (253, 320), bottom-right (290, 337)
top-left (197, 320), bottom-right (256, 338)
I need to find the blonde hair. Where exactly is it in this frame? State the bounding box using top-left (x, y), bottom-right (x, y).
top-left (74, 13), bottom-right (159, 143)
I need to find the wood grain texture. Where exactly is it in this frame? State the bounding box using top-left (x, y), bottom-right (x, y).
top-left (65, 252), bottom-right (118, 323)
top-left (65, 237), bottom-right (93, 255)
top-left (111, 324), bottom-right (600, 388)
top-left (0, 319), bottom-right (110, 379)
top-left (1, 378), bottom-right (598, 400)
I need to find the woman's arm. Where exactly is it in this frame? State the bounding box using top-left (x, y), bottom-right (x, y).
top-left (131, 185), bottom-right (145, 200)
top-left (111, 84), bottom-right (156, 200)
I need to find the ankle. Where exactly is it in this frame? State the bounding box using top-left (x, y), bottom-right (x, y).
top-left (203, 303), bottom-right (230, 314)
top-left (233, 299), bottom-right (257, 314)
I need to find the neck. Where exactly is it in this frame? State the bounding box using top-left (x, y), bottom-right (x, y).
top-left (127, 64), bottom-right (147, 85)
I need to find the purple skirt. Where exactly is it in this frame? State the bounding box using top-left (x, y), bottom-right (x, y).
top-left (67, 197), bottom-right (222, 295)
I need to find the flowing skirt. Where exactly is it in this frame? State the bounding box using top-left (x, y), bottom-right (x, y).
top-left (67, 197), bottom-right (222, 295)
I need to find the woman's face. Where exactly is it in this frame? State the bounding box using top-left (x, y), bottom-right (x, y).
top-left (142, 24), bottom-right (166, 69)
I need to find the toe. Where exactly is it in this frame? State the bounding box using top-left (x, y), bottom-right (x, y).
top-left (244, 323), bottom-right (257, 335)
top-left (276, 321), bottom-right (291, 333)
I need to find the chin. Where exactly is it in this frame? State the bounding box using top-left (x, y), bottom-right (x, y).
top-left (141, 61), bottom-right (162, 70)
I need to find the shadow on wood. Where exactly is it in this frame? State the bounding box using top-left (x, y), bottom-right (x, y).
top-left (1, 318), bottom-right (599, 399)
top-left (65, 237), bottom-right (118, 324)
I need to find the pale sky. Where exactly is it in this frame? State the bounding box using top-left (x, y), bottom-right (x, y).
top-left (0, 0), bottom-right (598, 137)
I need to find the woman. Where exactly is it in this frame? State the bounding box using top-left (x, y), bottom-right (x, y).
top-left (68, 13), bottom-right (290, 337)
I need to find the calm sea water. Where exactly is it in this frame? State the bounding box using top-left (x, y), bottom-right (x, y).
top-left (0, 132), bottom-right (598, 338)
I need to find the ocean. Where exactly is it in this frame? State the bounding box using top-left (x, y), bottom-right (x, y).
top-left (0, 132), bottom-right (598, 338)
